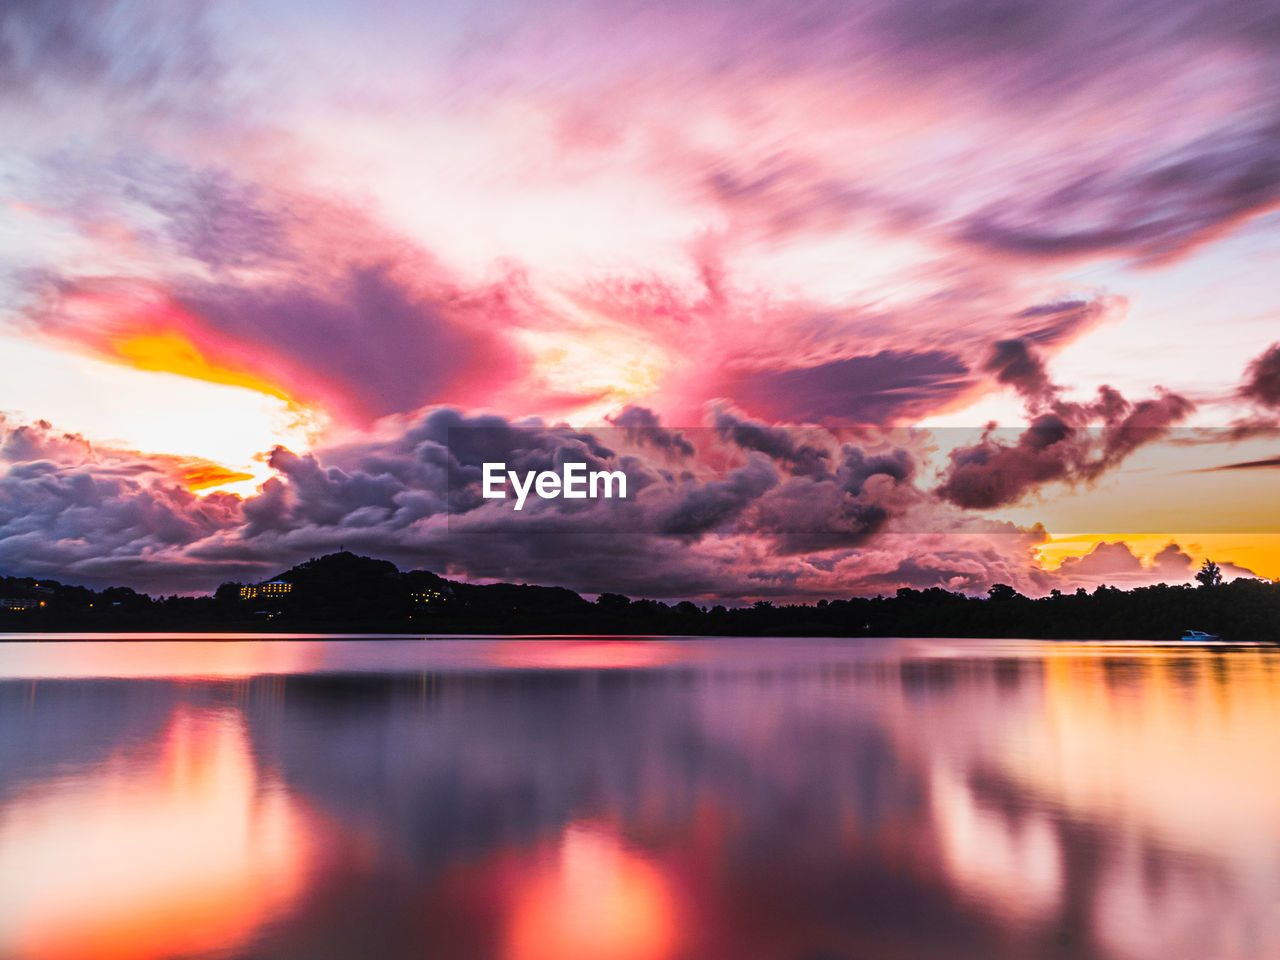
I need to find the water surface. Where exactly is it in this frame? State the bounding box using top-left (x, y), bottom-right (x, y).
top-left (1, 636), bottom-right (1278, 960)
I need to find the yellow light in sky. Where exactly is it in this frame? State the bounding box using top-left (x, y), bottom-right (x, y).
top-left (181, 463), bottom-right (257, 492)
top-left (1, 333), bottom-right (322, 496)
top-left (519, 317), bottom-right (669, 421)
top-left (1037, 533), bottom-right (1280, 581)
top-left (111, 332), bottom-right (295, 406)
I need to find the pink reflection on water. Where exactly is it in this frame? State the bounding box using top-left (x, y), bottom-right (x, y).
top-left (928, 764), bottom-right (1063, 927)
top-left (0, 639), bottom-right (328, 680)
top-left (1, 640), bottom-right (1278, 960)
top-left (421, 818), bottom-right (696, 960)
top-left (486, 639), bottom-right (694, 670)
top-left (0, 705), bottom-right (322, 960)
top-left (504, 821), bottom-right (683, 960)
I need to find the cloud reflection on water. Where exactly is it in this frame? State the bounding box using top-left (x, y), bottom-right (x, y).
top-left (0, 704), bottom-right (321, 960)
top-left (0, 639), bottom-right (1278, 959)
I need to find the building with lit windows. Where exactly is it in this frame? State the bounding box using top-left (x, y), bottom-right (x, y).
top-left (410, 585), bottom-right (454, 608)
top-left (239, 580), bottom-right (293, 600)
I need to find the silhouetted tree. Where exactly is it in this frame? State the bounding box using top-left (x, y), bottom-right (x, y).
top-left (1195, 559), bottom-right (1223, 588)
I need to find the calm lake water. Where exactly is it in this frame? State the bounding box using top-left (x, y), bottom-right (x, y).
top-left (1, 636), bottom-right (1278, 960)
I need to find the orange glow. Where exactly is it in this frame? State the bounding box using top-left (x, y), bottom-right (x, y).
top-left (17, 285), bottom-right (328, 488)
top-left (111, 331), bottom-right (295, 405)
top-left (181, 462), bottom-right (257, 491)
top-left (505, 822), bottom-right (681, 960)
top-left (48, 286), bottom-right (311, 410)
top-left (1006, 648), bottom-right (1280, 858)
top-left (1037, 533), bottom-right (1280, 581)
top-left (0, 706), bottom-right (322, 960)
top-left (42, 284), bottom-right (333, 426)
top-left (517, 321), bottom-right (669, 421)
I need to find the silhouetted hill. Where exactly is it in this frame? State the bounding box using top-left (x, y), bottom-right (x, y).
top-left (274, 552), bottom-right (405, 619)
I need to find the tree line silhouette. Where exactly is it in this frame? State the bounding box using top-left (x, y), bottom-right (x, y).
top-left (1, 552), bottom-right (1273, 641)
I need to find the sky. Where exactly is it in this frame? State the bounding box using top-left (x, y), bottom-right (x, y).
top-left (3, 0), bottom-right (1280, 599)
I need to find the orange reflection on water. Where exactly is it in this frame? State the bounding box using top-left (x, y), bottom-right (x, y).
top-left (905, 646), bottom-right (1280, 958)
top-left (0, 706), bottom-right (319, 960)
top-left (1025, 648), bottom-right (1280, 858)
top-left (505, 822), bottom-right (681, 960)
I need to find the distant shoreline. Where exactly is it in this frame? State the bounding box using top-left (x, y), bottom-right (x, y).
top-left (4, 551), bottom-right (1276, 643)
top-left (0, 631), bottom-right (1270, 645)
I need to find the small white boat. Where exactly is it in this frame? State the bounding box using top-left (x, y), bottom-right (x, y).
top-left (1181, 629), bottom-right (1219, 641)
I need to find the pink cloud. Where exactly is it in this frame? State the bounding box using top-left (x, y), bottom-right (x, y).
top-left (1048, 540), bottom-right (1259, 590)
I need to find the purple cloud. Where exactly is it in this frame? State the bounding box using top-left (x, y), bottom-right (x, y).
top-left (1242, 342), bottom-right (1280, 408)
top-left (728, 350), bottom-right (971, 425)
top-left (938, 339), bottom-right (1194, 509)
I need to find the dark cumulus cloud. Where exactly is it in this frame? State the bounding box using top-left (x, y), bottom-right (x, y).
top-left (609, 406), bottom-right (696, 457)
top-left (0, 409), bottom-right (945, 599)
top-left (252, 407), bottom-right (627, 533)
top-left (729, 349), bottom-right (971, 425)
top-left (1241, 342), bottom-right (1280, 409)
top-left (711, 406), bottom-right (832, 478)
top-left (654, 458), bottom-right (780, 536)
top-left (6, 405), bottom-right (1228, 599)
top-left (0, 468), bottom-right (244, 591)
top-left (1052, 541), bottom-right (1176, 583)
top-left (986, 339), bottom-right (1054, 401)
top-left (0, 417), bottom-right (92, 465)
top-left (938, 338), bottom-right (1193, 509)
top-left (1181, 342), bottom-right (1280, 446)
top-left (860, 557), bottom-right (990, 592)
top-left (708, 407), bottom-right (918, 551)
top-left (207, 408), bottom-right (779, 593)
top-left (0, 417), bottom-right (268, 588)
top-left (746, 453), bottom-right (916, 554)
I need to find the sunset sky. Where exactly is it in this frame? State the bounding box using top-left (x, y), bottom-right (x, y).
top-left (3, 0), bottom-right (1280, 598)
